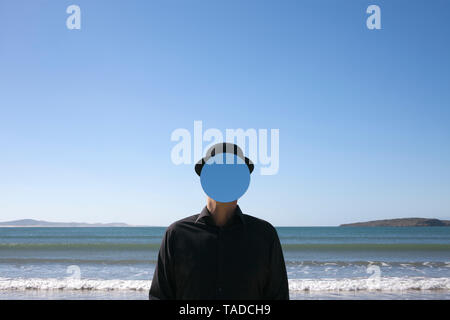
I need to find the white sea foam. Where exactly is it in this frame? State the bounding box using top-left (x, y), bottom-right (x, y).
top-left (0, 278), bottom-right (151, 291)
top-left (288, 277), bottom-right (450, 292)
top-left (0, 277), bottom-right (449, 292)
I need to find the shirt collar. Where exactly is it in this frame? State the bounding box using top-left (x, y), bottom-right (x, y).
top-left (195, 205), bottom-right (246, 226)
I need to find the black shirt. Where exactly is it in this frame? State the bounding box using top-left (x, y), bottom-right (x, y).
top-left (149, 206), bottom-right (289, 300)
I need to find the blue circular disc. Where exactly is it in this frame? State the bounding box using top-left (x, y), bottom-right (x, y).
top-left (200, 153), bottom-right (251, 202)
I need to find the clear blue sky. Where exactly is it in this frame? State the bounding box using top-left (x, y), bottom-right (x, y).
top-left (1, 0), bottom-right (449, 226)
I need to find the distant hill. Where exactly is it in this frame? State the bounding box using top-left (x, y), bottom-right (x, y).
top-left (0, 219), bottom-right (139, 227)
top-left (340, 218), bottom-right (450, 227)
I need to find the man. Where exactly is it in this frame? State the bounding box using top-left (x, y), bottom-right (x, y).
top-left (149, 143), bottom-right (289, 300)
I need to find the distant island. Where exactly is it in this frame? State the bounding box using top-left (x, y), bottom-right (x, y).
top-left (0, 219), bottom-right (143, 228)
top-left (340, 218), bottom-right (450, 227)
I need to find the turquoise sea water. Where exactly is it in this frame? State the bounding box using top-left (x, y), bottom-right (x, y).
top-left (0, 227), bottom-right (449, 299)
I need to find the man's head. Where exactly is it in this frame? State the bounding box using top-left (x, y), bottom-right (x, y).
top-left (196, 143), bottom-right (254, 203)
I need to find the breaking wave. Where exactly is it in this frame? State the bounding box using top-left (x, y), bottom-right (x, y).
top-left (0, 277), bottom-right (449, 292)
top-left (2, 243), bottom-right (450, 251)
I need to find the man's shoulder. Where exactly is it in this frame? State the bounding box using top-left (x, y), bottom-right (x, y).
top-left (164, 211), bottom-right (278, 238)
top-left (166, 214), bottom-right (200, 232)
top-left (242, 214), bottom-right (278, 236)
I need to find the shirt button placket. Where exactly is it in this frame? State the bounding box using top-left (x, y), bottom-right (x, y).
top-left (216, 228), bottom-right (224, 298)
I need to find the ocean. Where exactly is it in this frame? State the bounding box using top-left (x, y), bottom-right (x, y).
top-left (0, 227), bottom-right (449, 300)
